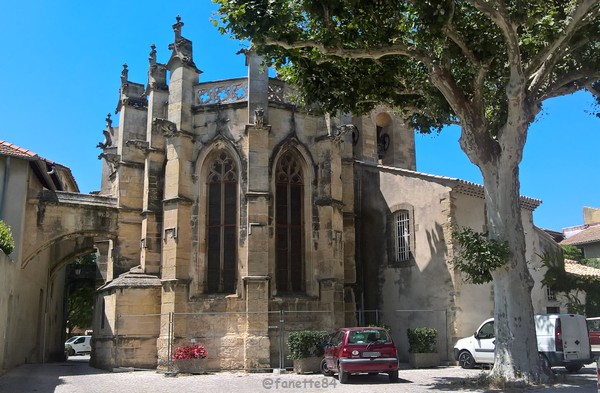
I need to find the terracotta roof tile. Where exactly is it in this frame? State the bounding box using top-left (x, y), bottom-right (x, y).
top-left (564, 259), bottom-right (600, 278)
top-left (0, 140), bottom-right (38, 159)
top-left (561, 225), bottom-right (600, 246)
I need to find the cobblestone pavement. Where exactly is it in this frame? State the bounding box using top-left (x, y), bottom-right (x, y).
top-left (0, 356), bottom-right (597, 393)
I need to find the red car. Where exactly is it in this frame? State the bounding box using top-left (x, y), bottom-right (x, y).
top-left (321, 327), bottom-right (399, 384)
top-left (587, 317), bottom-right (600, 360)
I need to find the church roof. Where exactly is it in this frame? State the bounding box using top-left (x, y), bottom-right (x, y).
top-left (357, 160), bottom-right (542, 210)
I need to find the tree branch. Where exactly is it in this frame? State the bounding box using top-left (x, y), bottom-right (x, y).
top-left (470, 0), bottom-right (523, 84)
top-left (540, 71), bottom-right (600, 100)
top-left (527, 0), bottom-right (599, 85)
top-left (443, 2), bottom-right (480, 66)
top-left (264, 38), bottom-right (433, 66)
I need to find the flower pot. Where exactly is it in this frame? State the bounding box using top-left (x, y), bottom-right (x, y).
top-left (408, 352), bottom-right (439, 368)
top-left (174, 358), bottom-right (206, 374)
top-left (293, 357), bottom-right (322, 374)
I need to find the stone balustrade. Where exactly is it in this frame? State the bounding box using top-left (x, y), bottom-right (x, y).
top-left (194, 78), bottom-right (296, 106)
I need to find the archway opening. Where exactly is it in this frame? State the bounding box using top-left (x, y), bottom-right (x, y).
top-left (63, 252), bottom-right (98, 360)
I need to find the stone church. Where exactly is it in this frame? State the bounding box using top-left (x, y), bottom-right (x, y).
top-left (91, 17), bottom-right (563, 370)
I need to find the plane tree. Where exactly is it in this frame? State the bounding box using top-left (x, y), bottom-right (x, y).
top-left (214, 0), bottom-right (600, 382)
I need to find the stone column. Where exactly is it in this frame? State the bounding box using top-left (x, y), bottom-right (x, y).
top-left (140, 45), bottom-right (169, 276)
top-left (313, 115), bottom-right (346, 329)
top-left (242, 51), bottom-right (272, 369)
top-left (111, 65), bottom-right (148, 278)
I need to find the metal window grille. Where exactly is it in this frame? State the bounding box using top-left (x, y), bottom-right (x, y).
top-left (546, 287), bottom-right (556, 301)
top-left (394, 210), bottom-right (410, 261)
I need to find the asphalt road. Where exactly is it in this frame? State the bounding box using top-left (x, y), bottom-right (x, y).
top-left (0, 356), bottom-right (598, 393)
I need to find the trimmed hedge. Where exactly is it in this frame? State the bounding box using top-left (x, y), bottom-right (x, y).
top-left (287, 330), bottom-right (329, 360)
top-left (407, 327), bottom-right (437, 353)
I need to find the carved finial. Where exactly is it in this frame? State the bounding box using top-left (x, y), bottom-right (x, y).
top-left (121, 64), bottom-right (128, 85)
top-left (149, 44), bottom-right (156, 65)
top-left (105, 113), bottom-right (112, 128)
top-left (173, 15), bottom-right (183, 40)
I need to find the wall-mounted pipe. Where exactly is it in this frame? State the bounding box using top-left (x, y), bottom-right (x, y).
top-left (0, 156), bottom-right (10, 219)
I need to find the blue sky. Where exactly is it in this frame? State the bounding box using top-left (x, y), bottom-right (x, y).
top-left (1, 1), bottom-right (598, 232)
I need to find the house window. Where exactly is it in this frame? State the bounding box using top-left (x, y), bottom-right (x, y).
top-left (275, 151), bottom-right (304, 293)
top-left (206, 151), bottom-right (237, 293)
top-left (546, 287), bottom-right (557, 301)
top-left (393, 210), bottom-right (411, 261)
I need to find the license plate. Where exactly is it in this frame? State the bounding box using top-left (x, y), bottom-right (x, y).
top-left (362, 351), bottom-right (380, 357)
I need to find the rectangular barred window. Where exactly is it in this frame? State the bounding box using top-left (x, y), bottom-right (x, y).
top-left (394, 210), bottom-right (410, 261)
top-left (546, 287), bottom-right (556, 301)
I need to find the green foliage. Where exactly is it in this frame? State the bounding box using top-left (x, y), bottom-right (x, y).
top-left (287, 330), bottom-right (329, 360)
top-left (66, 286), bottom-right (94, 333)
top-left (540, 251), bottom-right (600, 316)
top-left (368, 323), bottom-right (391, 331)
top-left (0, 220), bottom-right (15, 255)
top-left (561, 245), bottom-right (583, 262)
top-left (65, 253), bottom-right (97, 333)
top-left (407, 327), bottom-right (437, 353)
top-left (583, 258), bottom-right (600, 269)
top-left (214, 0), bottom-right (599, 134)
top-left (451, 227), bottom-right (509, 284)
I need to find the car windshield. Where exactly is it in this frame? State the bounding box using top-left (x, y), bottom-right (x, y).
top-left (347, 329), bottom-right (391, 344)
top-left (65, 337), bottom-right (78, 344)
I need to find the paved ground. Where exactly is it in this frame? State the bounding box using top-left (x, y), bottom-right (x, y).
top-left (0, 356), bottom-right (598, 393)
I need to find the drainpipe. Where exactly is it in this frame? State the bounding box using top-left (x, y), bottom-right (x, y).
top-left (0, 156), bottom-right (9, 219)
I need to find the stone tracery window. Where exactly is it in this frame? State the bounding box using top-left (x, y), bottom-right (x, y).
top-left (206, 151), bottom-right (237, 293)
top-left (275, 151), bottom-right (304, 293)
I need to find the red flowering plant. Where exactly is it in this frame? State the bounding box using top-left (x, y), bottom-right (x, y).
top-left (172, 344), bottom-right (208, 360)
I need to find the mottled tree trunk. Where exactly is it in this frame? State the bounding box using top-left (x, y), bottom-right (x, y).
top-left (479, 158), bottom-right (550, 383)
top-left (458, 114), bottom-right (551, 383)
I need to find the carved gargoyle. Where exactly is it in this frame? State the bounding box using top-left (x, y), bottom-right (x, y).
top-left (125, 139), bottom-right (150, 152)
top-left (98, 152), bottom-right (120, 165)
top-left (331, 124), bottom-right (358, 143)
top-left (153, 118), bottom-right (178, 137)
top-left (97, 130), bottom-right (113, 149)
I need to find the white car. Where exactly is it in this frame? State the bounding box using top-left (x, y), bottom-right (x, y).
top-left (65, 335), bottom-right (91, 356)
top-left (453, 314), bottom-right (591, 372)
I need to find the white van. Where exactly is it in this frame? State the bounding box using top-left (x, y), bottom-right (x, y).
top-left (453, 314), bottom-right (591, 372)
top-left (65, 335), bottom-right (91, 356)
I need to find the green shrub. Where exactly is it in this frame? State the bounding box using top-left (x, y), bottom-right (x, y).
top-left (0, 220), bottom-right (14, 255)
top-left (407, 327), bottom-right (437, 353)
top-left (287, 330), bottom-right (329, 360)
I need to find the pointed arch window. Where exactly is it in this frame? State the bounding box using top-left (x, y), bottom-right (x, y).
top-left (206, 151), bottom-right (237, 293)
top-left (275, 152), bottom-right (304, 293)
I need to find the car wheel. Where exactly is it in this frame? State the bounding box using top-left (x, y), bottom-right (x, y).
top-left (338, 366), bottom-right (349, 384)
top-left (388, 370), bottom-right (398, 383)
top-left (565, 364), bottom-right (583, 373)
top-left (68, 348), bottom-right (75, 357)
top-left (320, 358), bottom-right (334, 376)
top-left (458, 350), bottom-right (475, 369)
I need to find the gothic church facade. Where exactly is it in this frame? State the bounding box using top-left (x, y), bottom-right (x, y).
top-left (92, 17), bottom-right (561, 370)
